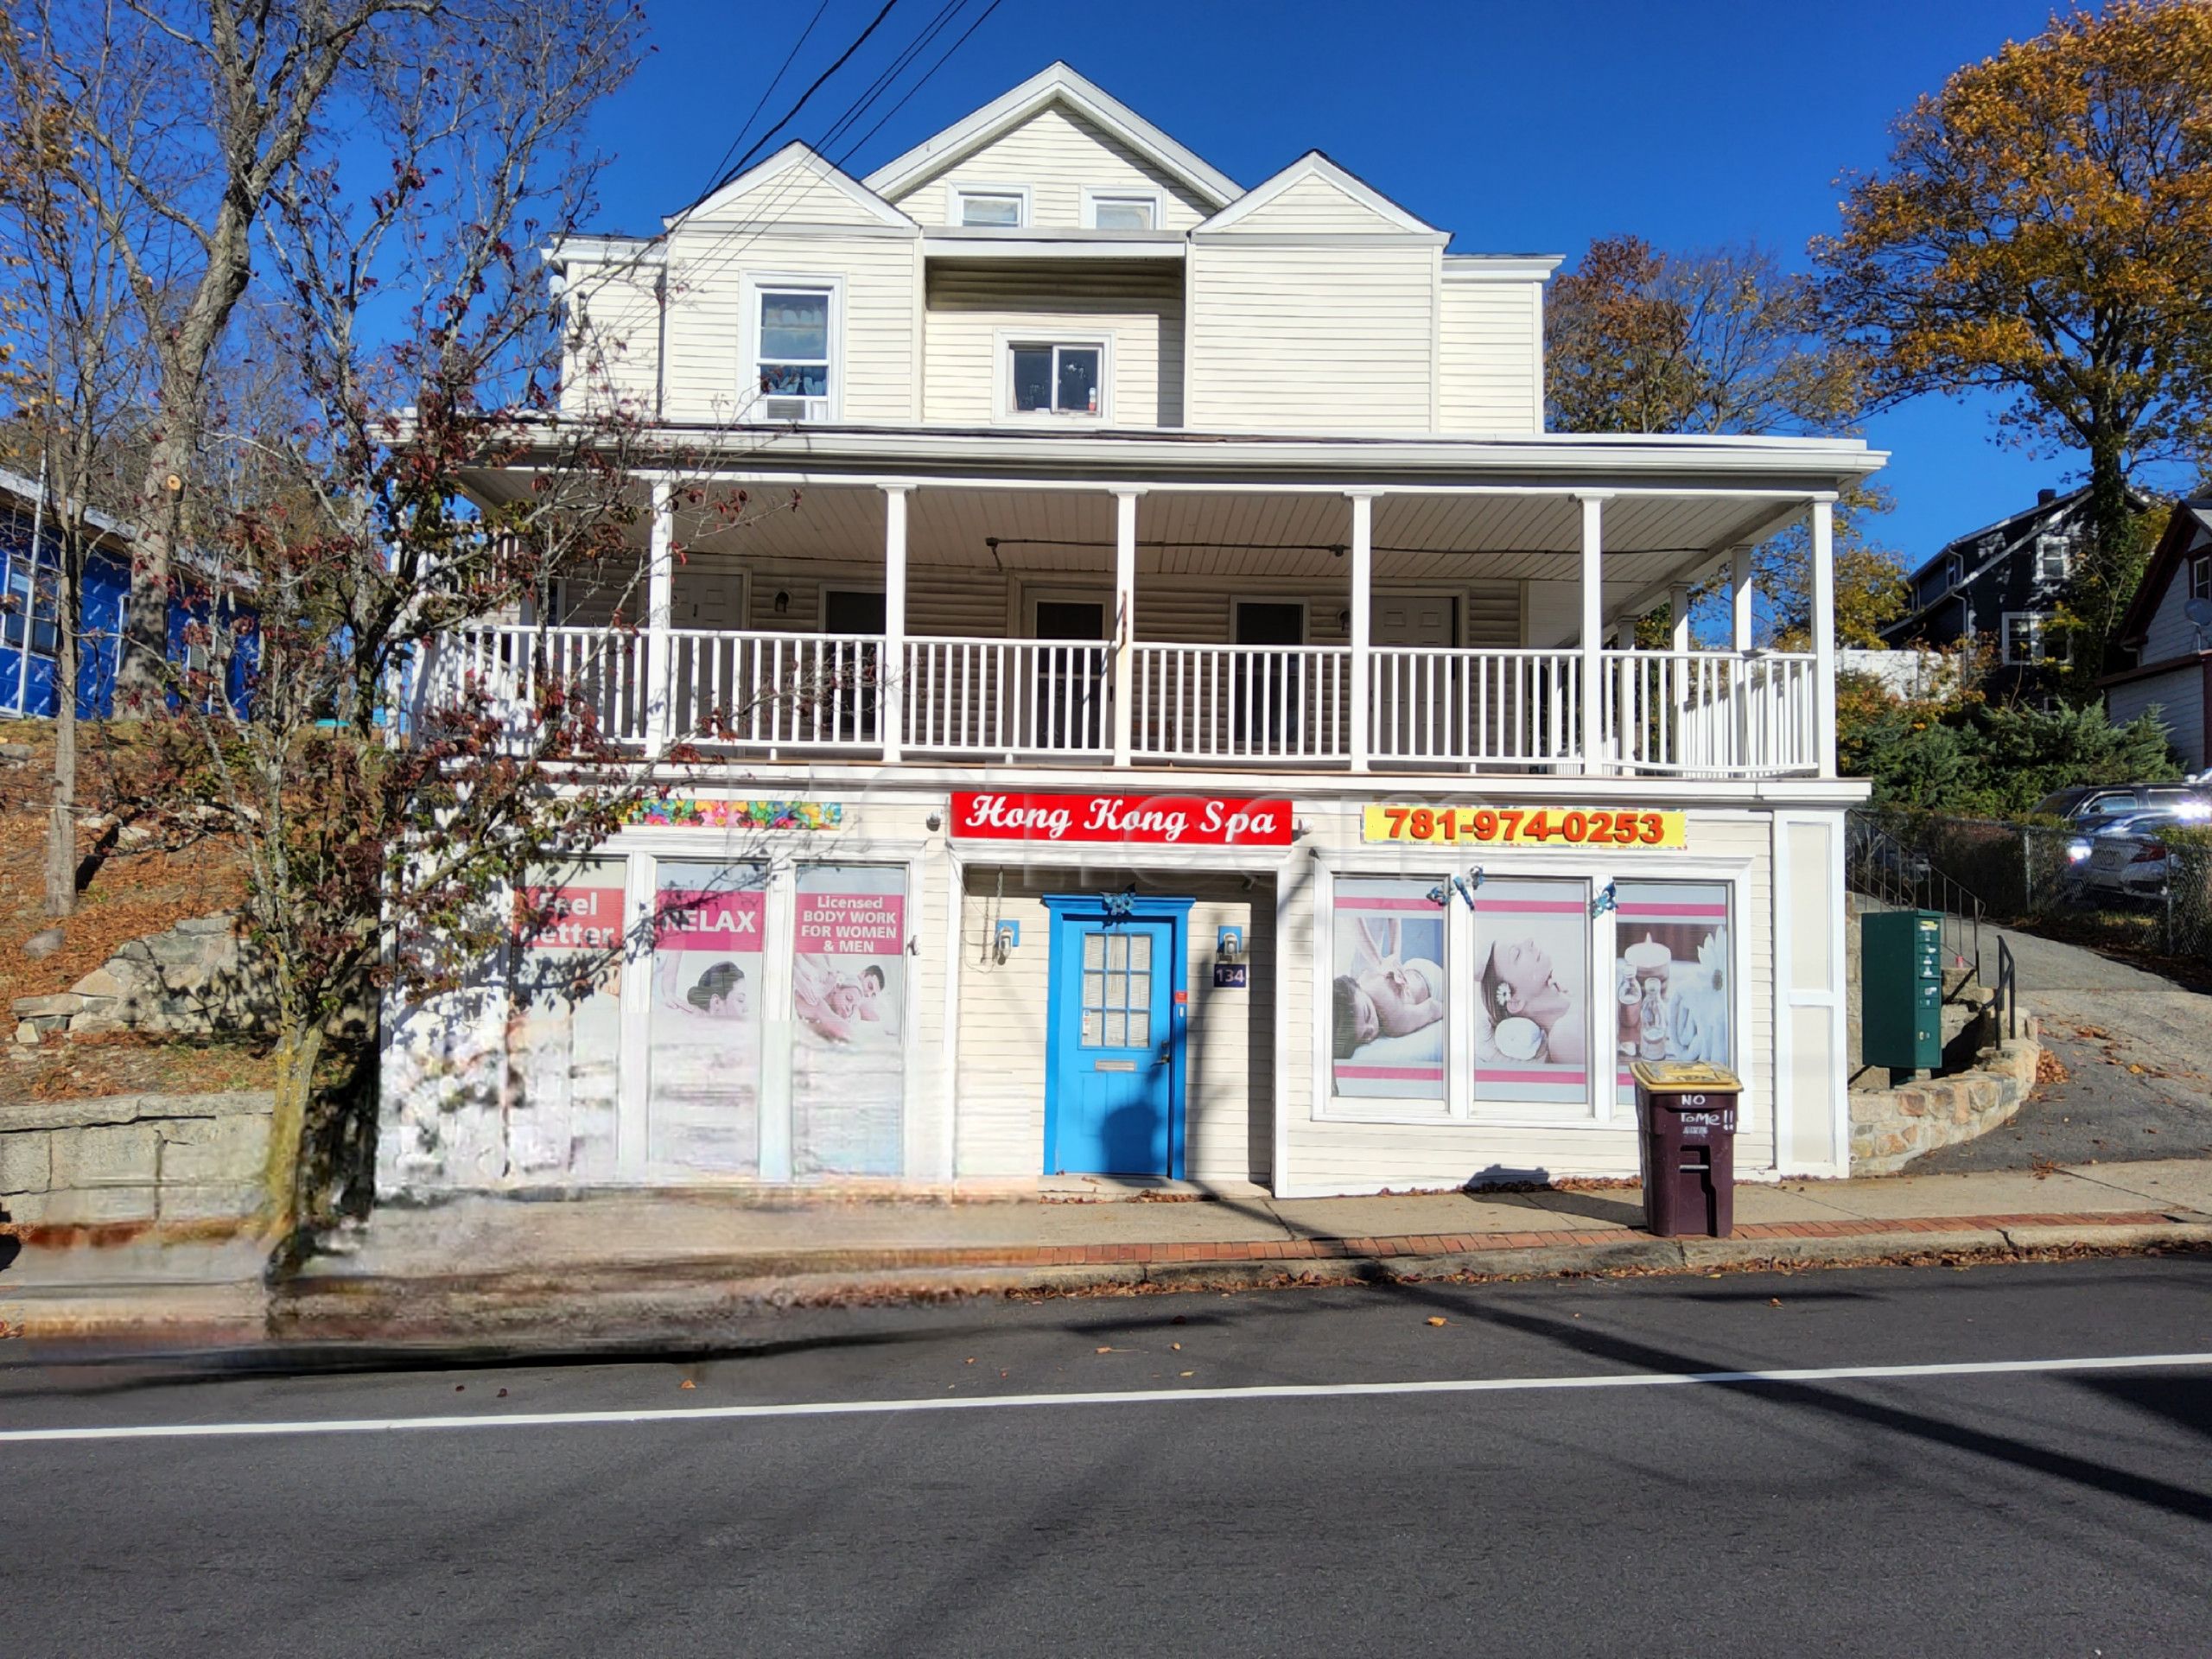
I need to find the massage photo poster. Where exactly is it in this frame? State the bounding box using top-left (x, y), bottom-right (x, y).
top-left (791, 862), bottom-right (907, 1178)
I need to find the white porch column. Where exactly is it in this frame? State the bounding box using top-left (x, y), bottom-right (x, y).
top-left (1730, 544), bottom-right (1756, 768)
top-left (1577, 493), bottom-right (1608, 775)
top-left (1111, 487), bottom-right (1142, 766)
top-left (645, 480), bottom-right (675, 752)
top-left (880, 485), bottom-right (910, 764)
top-left (1810, 494), bottom-right (1838, 778)
top-left (1347, 491), bottom-right (1376, 772)
top-left (1670, 583), bottom-right (1694, 652)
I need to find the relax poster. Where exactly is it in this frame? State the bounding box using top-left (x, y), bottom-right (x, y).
top-left (648, 861), bottom-right (766, 1174)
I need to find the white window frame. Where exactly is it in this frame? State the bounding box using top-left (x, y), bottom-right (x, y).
top-left (1080, 186), bottom-right (1165, 231)
top-left (2001, 610), bottom-right (2067, 664)
top-left (995, 330), bottom-right (1115, 423)
top-left (949, 183), bottom-right (1031, 229)
top-left (1944, 553), bottom-right (1965, 589)
top-left (2, 550), bottom-right (59, 658)
top-left (741, 273), bottom-right (842, 423)
top-left (2034, 532), bottom-right (2072, 583)
top-left (2191, 554), bottom-right (2211, 601)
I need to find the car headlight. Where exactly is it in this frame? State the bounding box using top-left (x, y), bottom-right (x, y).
top-left (2068, 840), bottom-right (2092, 862)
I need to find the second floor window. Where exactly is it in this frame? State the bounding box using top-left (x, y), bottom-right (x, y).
top-left (2192, 554), bottom-right (2210, 601)
top-left (2002, 611), bottom-right (2068, 665)
top-left (957, 189), bottom-right (1025, 227)
top-left (1087, 194), bottom-right (1157, 230)
top-left (1010, 343), bottom-right (1103, 416)
top-left (756, 287), bottom-right (832, 419)
top-left (2034, 531), bottom-right (2072, 582)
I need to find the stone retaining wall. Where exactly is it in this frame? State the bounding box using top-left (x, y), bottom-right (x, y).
top-left (1848, 1034), bottom-right (2040, 1176)
top-left (0, 1091), bottom-right (274, 1224)
top-left (12, 915), bottom-right (274, 1045)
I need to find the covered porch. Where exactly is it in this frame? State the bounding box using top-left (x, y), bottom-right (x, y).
top-left (425, 466), bottom-right (1844, 779)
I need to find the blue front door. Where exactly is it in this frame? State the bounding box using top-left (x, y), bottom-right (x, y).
top-left (1048, 915), bottom-right (1179, 1176)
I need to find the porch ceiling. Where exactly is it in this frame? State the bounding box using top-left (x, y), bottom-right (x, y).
top-left (563, 482), bottom-right (1801, 594)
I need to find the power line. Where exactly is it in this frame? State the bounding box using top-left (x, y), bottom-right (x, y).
top-left (694, 0), bottom-right (832, 205)
top-left (835, 0), bottom-right (1004, 168)
top-left (713, 0), bottom-right (906, 194)
top-left (812, 0), bottom-right (965, 161)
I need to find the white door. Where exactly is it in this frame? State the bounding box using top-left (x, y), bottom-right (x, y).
top-left (676, 574), bottom-right (744, 631)
top-left (1372, 594), bottom-right (1458, 760)
top-left (1374, 593), bottom-right (1456, 648)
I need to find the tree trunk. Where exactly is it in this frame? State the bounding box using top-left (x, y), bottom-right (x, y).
top-left (116, 429), bottom-right (188, 715)
top-left (257, 1020), bottom-right (325, 1239)
top-left (44, 620), bottom-right (76, 918)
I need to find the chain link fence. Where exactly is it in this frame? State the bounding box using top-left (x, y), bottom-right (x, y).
top-left (1850, 809), bottom-right (2212, 965)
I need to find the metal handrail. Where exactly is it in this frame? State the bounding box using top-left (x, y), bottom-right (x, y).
top-left (1846, 810), bottom-right (1987, 990)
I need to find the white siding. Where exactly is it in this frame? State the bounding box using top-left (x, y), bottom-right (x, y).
top-left (659, 228), bottom-right (918, 424)
top-left (1185, 241), bottom-right (1438, 435)
top-left (563, 260), bottom-right (661, 416)
top-left (1210, 171), bottom-right (1406, 236)
top-left (888, 105), bottom-right (1214, 229)
top-left (696, 166), bottom-right (896, 226)
top-left (2140, 543), bottom-right (2210, 662)
top-left (923, 264), bottom-right (1184, 427)
top-left (1439, 279), bottom-right (1541, 435)
top-left (2107, 664), bottom-right (2205, 772)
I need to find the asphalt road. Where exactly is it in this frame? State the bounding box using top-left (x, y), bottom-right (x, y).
top-left (1912, 924), bottom-right (2212, 1172)
top-left (3, 1255), bottom-right (2211, 1658)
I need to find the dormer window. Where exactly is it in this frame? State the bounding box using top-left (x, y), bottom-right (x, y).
top-left (954, 187), bottom-right (1027, 228)
top-left (747, 277), bottom-right (839, 422)
top-left (1083, 188), bottom-right (1161, 230)
top-left (2034, 531), bottom-right (2072, 582)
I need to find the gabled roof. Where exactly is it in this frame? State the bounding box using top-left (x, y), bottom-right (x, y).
top-left (863, 60), bottom-right (1240, 210)
top-left (2114, 495), bottom-right (2212, 650)
top-left (665, 141), bottom-right (916, 232)
top-left (1903, 484), bottom-right (2096, 584)
top-left (1192, 149), bottom-right (1441, 238)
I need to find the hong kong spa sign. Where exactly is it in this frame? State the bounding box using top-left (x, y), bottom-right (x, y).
top-left (951, 791), bottom-right (1293, 848)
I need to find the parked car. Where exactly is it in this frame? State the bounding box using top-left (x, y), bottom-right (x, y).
top-left (2034, 783), bottom-right (2212, 824)
top-left (2079, 808), bottom-right (2197, 903)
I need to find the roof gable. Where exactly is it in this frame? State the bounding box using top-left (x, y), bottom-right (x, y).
top-left (666, 142), bottom-right (915, 232)
top-left (2117, 496), bottom-right (2212, 648)
top-left (863, 61), bottom-right (1239, 209)
top-left (1194, 150), bottom-right (1442, 238)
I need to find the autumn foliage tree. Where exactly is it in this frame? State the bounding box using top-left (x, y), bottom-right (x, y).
top-left (1816, 0), bottom-right (2212, 675)
top-left (1548, 234), bottom-right (1905, 645)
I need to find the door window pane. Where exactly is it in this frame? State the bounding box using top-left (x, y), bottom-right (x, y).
top-left (791, 864), bottom-right (906, 1178)
top-left (1612, 881), bottom-right (1732, 1111)
top-left (1474, 878), bottom-right (1590, 1108)
top-left (1330, 877), bottom-right (1446, 1100)
top-left (647, 861), bottom-right (766, 1174)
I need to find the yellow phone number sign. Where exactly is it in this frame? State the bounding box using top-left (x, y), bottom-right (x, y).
top-left (1362, 804), bottom-right (1688, 849)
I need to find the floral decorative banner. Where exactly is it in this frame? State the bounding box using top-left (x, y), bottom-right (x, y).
top-left (626, 798), bottom-right (845, 831)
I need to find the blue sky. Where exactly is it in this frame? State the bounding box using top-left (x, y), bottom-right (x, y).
top-left (586, 0), bottom-right (2183, 567)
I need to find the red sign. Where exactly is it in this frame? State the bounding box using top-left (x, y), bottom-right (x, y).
top-left (797, 891), bottom-right (906, 955)
top-left (515, 886), bottom-right (625, 950)
top-left (950, 791), bottom-right (1292, 848)
top-left (653, 887), bottom-right (763, 952)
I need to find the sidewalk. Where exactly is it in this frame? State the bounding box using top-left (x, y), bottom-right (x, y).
top-left (10, 1158), bottom-right (2209, 1359)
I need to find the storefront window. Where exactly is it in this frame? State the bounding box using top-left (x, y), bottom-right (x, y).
top-left (1330, 876), bottom-right (1447, 1101)
top-left (1473, 877), bottom-right (1591, 1107)
top-left (791, 863), bottom-right (907, 1177)
top-left (506, 862), bottom-right (626, 1179)
top-left (1611, 880), bottom-right (1732, 1109)
top-left (649, 861), bottom-right (766, 1173)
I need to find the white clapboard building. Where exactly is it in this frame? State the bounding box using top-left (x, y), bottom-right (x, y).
top-left (380, 64), bottom-right (1880, 1199)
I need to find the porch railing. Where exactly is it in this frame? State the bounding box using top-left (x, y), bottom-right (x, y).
top-left (1602, 649), bottom-right (1819, 778)
top-left (1131, 642), bottom-right (1351, 762)
top-left (1370, 647), bottom-right (1580, 768)
top-left (412, 623), bottom-right (1827, 779)
top-left (902, 636), bottom-right (1109, 759)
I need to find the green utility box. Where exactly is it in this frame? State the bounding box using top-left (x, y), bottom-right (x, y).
top-left (1861, 908), bottom-right (1944, 1071)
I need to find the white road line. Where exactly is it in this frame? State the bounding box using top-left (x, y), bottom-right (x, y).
top-left (5, 1351), bottom-right (2211, 1446)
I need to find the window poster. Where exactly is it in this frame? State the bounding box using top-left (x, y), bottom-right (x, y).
top-left (1473, 878), bottom-right (1591, 1107)
top-left (791, 863), bottom-right (907, 1178)
top-left (649, 861), bottom-right (766, 1174)
top-left (1611, 880), bottom-right (1732, 1109)
top-left (505, 863), bottom-right (626, 1180)
top-left (1330, 877), bottom-right (1447, 1100)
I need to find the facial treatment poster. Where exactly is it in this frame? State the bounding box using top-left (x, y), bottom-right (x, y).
top-left (1473, 878), bottom-right (1591, 1106)
top-left (1329, 877), bottom-right (1447, 1100)
top-left (648, 861), bottom-right (766, 1174)
top-left (791, 863), bottom-right (906, 1178)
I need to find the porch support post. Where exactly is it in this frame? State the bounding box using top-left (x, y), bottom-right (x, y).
top-left (1670, 584), bottom-right (1694, 652)
top-left (1111, 487), bottom-right (1142, 766)
top-left (645, 480), bottom-right (675, 753)
top-left (1810, 494), bottom-right (1838, 778)
top-left (1730, 544), bottom-right (1756, 769)
top-left (1576, 493), bottom-right (1609, 775)
top-left (1347, 490), bottom-right (1376, 772)
top-left (880, 485), bottom-right (910, 764)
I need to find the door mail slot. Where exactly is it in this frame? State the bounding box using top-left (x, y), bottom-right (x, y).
top-left (1093, 1059), bottom-right (1137, 1072)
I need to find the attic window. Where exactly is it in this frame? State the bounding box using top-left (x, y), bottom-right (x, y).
top-left (1084, 191), bottom-right (1160, 231)
top-left (2034, 532), bottom-right (2072, 582)
top-left (2194, 555), bottom-right (2211, 601)
top-left (956, 189), bottom-right (1025, 228)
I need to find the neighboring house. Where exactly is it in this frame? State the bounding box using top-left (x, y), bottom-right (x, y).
top-left (385, 63), bottom-right (1882, 1202)
top-left (2101, 496), bottom-right (2212, 774)
top-left (1879, 483), bottom-right (2148, 700)
top-left (0, 467), bottom-right (253, 719)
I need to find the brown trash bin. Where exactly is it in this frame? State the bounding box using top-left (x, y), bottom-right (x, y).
top-left (1631, 1060), bottom-right (1744, 1238)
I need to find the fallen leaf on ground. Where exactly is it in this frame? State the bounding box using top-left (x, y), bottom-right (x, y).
top-left (1767, 1298), bottom-right (1783, 1308)
top-left (1426, 1316), bottom-right (1448, 1327)
top-left (1179, 1371), bottom-right (1195, 1377)
top-left (680, 1379), bottom-right (696, 1390)
top-left (1171, 1342), bottom-right (1181, 1351)
top-left (1095, 1345), bottom-right (1115, 1354)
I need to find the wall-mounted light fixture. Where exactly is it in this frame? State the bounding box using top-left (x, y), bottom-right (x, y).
top-left (925, 811), bottom-right (943, 832)
top-left (1216, 925), bottom-right (1244, 965)
top-left (773, 589), bottom-right (791, 614)
top-left (994, 920), bottom-right (1020, 963)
